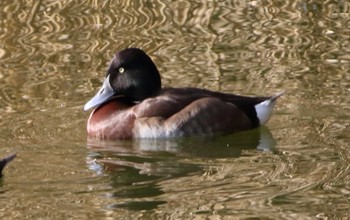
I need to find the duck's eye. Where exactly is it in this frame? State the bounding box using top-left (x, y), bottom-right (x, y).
top-left (118, 67), bottom-right (125, 74)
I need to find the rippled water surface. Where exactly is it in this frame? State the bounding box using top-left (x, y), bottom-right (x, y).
top-left (1, 0), bottom-right (350, 219)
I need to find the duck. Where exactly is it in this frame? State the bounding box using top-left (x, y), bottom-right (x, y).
top-left (0, 153), bottom-right (16, 177)
top-left (84, 48), bottom-right (282, 139)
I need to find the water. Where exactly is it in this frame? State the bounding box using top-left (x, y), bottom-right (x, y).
top-left (1, 0), bottom-right (350, 218)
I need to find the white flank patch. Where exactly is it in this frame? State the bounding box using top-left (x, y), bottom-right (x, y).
top-left (255, 92), bottom-right (283, 125)
top-left (134, 121), bottom-right (184, 138)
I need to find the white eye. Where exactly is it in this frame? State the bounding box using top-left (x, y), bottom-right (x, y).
top-left (119, 67), bottom-right (125, 73)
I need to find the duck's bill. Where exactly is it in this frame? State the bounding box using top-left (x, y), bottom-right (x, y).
top-left (84, 75), bottom-right (115, 111)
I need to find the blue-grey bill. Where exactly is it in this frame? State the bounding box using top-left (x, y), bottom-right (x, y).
top-left (84, 75), bottom-right (115, 111)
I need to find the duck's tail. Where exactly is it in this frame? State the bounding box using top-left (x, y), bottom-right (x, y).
top-left (0, 153), bottom-right (17, 177)
top-left (255, 92), bottom-right (284, 126)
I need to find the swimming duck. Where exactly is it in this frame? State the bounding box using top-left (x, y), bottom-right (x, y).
top-left (84, 48), bottom-right (282, 139)
top-left (0, 153), bottom-right (16, 177)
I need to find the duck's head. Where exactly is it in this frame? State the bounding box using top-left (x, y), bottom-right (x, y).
top-left (84, 48), bottom-right (161, 111)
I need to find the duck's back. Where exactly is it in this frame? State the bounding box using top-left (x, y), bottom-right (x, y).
top-left (132, 88), bottom-right (269, 138)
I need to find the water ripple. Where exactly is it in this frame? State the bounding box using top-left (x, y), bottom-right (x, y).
top-left (0, 0), bottom-right (350, 218)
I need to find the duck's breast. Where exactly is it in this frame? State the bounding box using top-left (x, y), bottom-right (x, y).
top-left (87, 100), bottom-right (136, 139)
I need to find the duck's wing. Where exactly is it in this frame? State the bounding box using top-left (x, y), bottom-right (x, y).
top-left (158, 88), bottom-right (283, 127)
top-left (186, 88), bottom-right (283, 127)
top-left (132, 88), bottom-right (275, 137)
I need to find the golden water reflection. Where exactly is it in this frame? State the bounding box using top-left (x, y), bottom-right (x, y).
top-left (0, 0), bottom-right (350, 219)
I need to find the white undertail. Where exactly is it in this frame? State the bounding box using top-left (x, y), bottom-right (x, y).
top-left (254, 92), bottom-right (284, 125)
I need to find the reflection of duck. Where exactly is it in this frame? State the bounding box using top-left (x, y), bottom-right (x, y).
top-left (84, 48), bottom-right (282, 139)
top-left (0, 153), bottom-right (16, 177)
top-left (87, 126), bottom-right (276, 158)
top-left (86, 127), bottom-right (276, 210)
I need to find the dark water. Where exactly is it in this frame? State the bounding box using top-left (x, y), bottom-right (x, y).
top-left (0, 0), bottom-right (350, 218)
